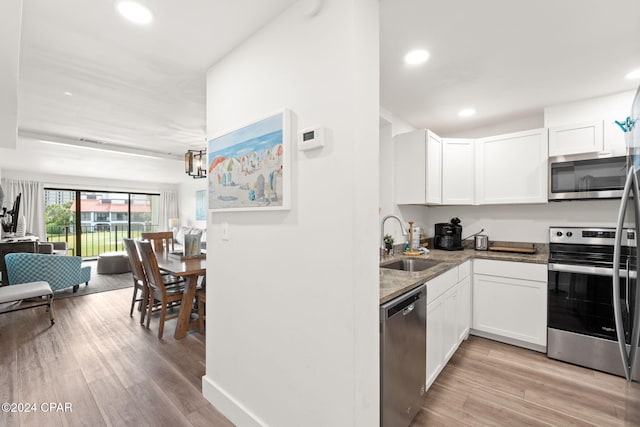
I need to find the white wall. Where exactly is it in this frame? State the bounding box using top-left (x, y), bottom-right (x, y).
top-left (378, 111), bottom-right (415, 244)
top-left (0, 0), bottom-right (21, 150)
top-left (402, 200), bottom-right (622, 244)
top-left (447, 113), bottom-right (544, 138)
top-left (203, 1), bottom-right (379, 426)
top-left (0, 137), bottom-right (185, 185)
top-left (545, 90), bottom-right (636, 127)
top-left (178, 177), bottom-right (206, 228)
top-left (1, 169), bottom-right (177, 194)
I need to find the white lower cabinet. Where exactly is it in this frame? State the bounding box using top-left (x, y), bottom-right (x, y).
top-left (426, 298), bottom-right (444, 388)
top-left (455, 275), bottom-right (471, 343)
top-left (472, 259), bottom-right (547, 349)
top-left (425, 261), bottom-right (471, 390)
top-left (442, 286), bottom-right (458, 361)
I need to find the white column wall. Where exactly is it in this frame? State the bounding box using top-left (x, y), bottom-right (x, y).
top-left (203, 1), bottom-right (379, 426)
top-left (0, 0), bottom-right (22, 149)
top-left (178, 177), bottom-right (207, 228)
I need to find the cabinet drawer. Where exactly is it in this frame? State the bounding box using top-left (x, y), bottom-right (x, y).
top-left (426, 268), bottom-right (458, 304)
top-left (473, 259), bottom-right (546, 282)
top-left (458, 260), bottom-right (471, 280)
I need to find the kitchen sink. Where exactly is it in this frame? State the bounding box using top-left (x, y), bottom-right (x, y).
top-left (380, 258), bottom-right (440, 272)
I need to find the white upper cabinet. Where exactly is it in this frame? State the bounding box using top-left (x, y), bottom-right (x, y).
top-left (603, 117), bottom-right (628, 156)
top-left (394, 129), bottom-right (442, 205)
top-left (548, 121), bottom-right (603, 157)
top-left (442, 138), bottom-right (475, 205)
top-left (475, 128), bottom-right (548, 204)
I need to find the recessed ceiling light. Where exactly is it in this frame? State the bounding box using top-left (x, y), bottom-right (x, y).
top-left (116, 1), bottom-right (153, 25)
top-left (404, 49), bottom-right (430, 65)
top-left (63, 91), bottom-right (73, 96)
top-left (625, 68), bottom-right (640, 80)
top-left (458, 108), bottom-right (476, 117)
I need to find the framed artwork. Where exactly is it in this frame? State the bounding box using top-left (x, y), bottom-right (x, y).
top-left (195, 190), bottom-right (206, 220)
top-left (207, 109), bottom-right (291, 211)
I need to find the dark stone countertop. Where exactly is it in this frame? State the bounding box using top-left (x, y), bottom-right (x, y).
top-left (379, 245), bottom-right (548, 304)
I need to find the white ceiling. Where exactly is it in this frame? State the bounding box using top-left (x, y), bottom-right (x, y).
top-left (4, 0), bottom-right (640, 184)
top-left (381, 0), bottom-right (640, 135)
top-left (6, 0), bottom-right (296, 183)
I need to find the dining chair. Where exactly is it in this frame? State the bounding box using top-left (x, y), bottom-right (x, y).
top-left (197, 289), bottom-right (206, 334)
top-left (123, 238), bottom-right (148, 322)
top-left (123, 238), bottom-right (185, 325)
top-left (135, 239), bottom-right (186, 339)
top-left (195, 274), bottom-right (206, 333)
top-left (141, 231), bottom-right (175, 253)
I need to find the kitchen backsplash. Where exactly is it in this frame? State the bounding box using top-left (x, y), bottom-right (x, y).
top-left (398, 198), bottom-right (625, 244)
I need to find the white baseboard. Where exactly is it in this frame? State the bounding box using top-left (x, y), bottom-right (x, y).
top-left (202, 374), bottom-right (267, 427)
top-left (470, 329), bottom-right (547, 353)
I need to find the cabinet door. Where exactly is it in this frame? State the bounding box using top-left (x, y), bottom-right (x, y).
top-left (456, 276), bottom-right (471, 343)
top-left (442, 286), bottom-right (458, 362)
top-left (603, 117), bottom-right (627, 156)
top-left (425, 130), bottom-right (442, 205)
top-left (426, 298), bottom-right (443, 389)
top-left (475, 128), bottom-right (548, 204)
top-left (394, 130), bottom-right (426, 204)
top-left (549, 121), bottom-right (603, 156)
top-left (442, 138), bottom-right (474, 205)
top-left (473, 274), bottom-right (547, 347)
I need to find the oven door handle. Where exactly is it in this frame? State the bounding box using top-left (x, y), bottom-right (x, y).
top-left (548, 263), bottom-right (635, 278)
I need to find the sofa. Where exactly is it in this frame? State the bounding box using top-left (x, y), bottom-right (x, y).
top-left (4, 252), bottom-right (91, 293)
top-left (174, 226), bottom-right (206, 251)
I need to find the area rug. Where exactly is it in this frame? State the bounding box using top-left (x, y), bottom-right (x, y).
top-left (54, 260), bottom-right (133, 299)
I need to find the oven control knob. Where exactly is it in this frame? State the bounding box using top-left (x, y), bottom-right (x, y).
top-left (566, 231), bottom-right (573, 237)
top-left (556, 231), bottom-right (563, 237)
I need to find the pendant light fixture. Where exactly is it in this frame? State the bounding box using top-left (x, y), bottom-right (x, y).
top-left (185, 149), bottom-right (207, 179)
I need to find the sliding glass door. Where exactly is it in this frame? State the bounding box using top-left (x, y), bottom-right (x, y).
top-left (44, 190), bottom-right (76, 254)
top-left (45, 189), bottom-right (160, 258)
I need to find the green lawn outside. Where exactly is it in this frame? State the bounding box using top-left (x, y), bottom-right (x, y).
top-left (46, 228), bottom-right (152, 258)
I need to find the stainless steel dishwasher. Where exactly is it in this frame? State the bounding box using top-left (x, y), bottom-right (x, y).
top-left (380, 284), bottom-right (427, 427)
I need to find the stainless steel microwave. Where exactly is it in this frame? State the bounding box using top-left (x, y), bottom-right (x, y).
top-left (548, 153), bottom-right (627, 200)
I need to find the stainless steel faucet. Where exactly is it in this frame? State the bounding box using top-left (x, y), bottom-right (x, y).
top-left (381, 215), bottom-right (409, 252)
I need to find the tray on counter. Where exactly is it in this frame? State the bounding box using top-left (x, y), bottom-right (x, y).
top-left (487, 245), bottom-right (536, 254)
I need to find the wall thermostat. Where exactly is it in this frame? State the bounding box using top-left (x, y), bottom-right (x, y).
top-left (298, 126), bottom-right (325, 151)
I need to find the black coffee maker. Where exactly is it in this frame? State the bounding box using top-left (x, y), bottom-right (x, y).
top-left (434, 217), bottom-right (463, 251)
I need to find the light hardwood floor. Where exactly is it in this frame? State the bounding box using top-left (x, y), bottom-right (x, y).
top-left (2, 287), bottom-right (639, 426)
top-left (0, 287), bottom-right (232, 427)
top-left (412, 336), bottom-right (640, 427)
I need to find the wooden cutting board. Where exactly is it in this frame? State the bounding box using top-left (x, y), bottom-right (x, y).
top-left (488, 246), bottom-right (536, 254)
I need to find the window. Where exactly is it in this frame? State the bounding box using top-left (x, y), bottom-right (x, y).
top-left (44, 188), bottom-right (160, 257)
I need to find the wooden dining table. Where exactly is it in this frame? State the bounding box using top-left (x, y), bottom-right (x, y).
top-left (155, 252), bottom-right (206, 339)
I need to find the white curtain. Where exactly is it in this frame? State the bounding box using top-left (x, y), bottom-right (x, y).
top-left (159, 190), bottom-right (179, 231)
top-left (0, 178), bottom-right (46, 239)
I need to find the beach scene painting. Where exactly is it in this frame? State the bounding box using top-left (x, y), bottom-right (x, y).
top-left (207, 110), bottom-right (290, 211)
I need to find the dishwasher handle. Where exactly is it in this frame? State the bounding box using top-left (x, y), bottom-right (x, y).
top-left (402, 304), bottom-right (415, 316)
top-left (383, 285), bottom-right (426, 319)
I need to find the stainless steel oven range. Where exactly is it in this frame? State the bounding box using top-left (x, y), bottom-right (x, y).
top-left (547, 226), bottom-right (639, 379)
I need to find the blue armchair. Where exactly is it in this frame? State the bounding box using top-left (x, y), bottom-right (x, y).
top-left (4, 253), bottom-right (91, 293)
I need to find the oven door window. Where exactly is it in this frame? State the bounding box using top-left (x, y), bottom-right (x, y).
top-left (548, 270), bottom-right (635, 343)
top-left (550, 156), bottom-right (626, 194)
